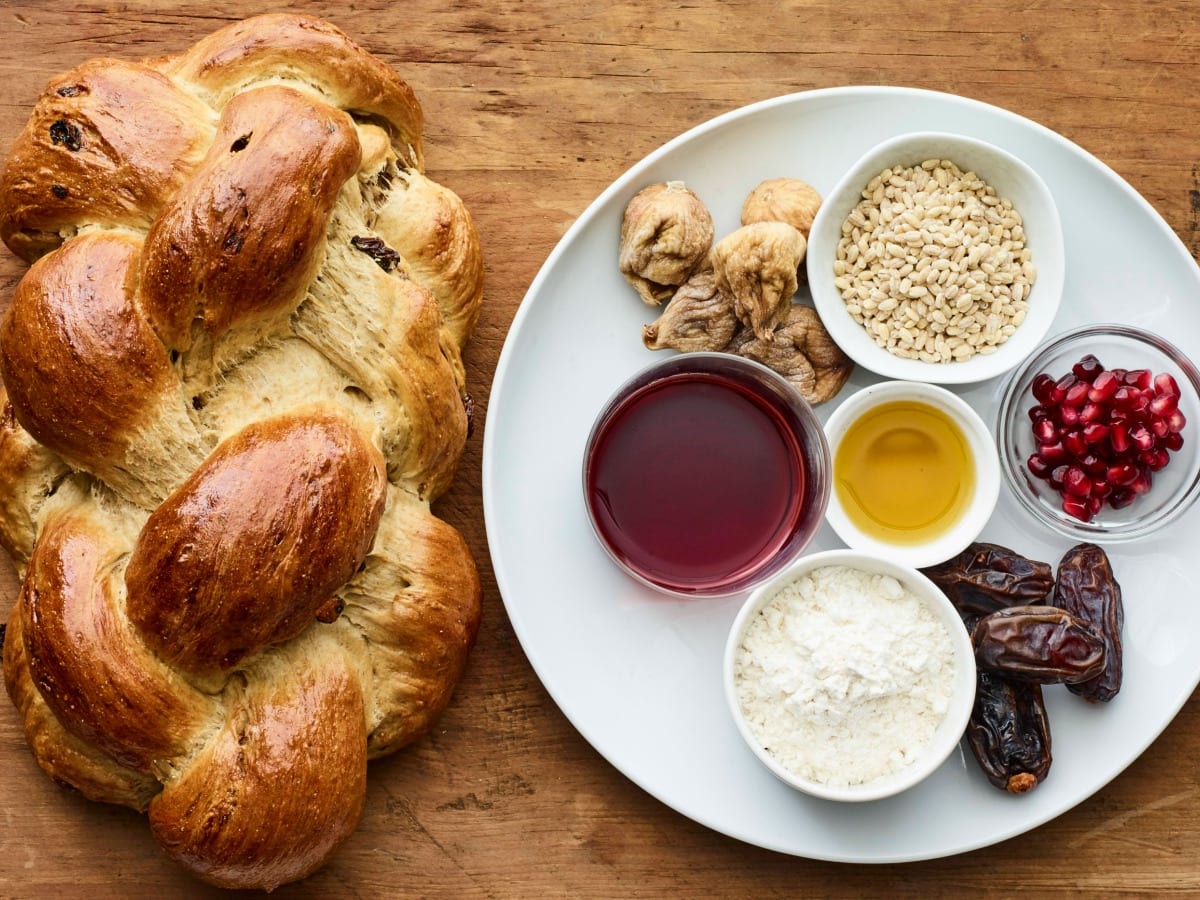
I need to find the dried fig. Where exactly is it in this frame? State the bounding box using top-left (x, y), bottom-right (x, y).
top-left (741, 177), bottom-right (823, 239)
top-left (619, 181), bottom-right (714, 305)
top-left (727, 305), bottom-right (852, 405)
top-left (642, 266), bottom-right (738, 352)
top-left (711, 221), bottom-right (805, 340)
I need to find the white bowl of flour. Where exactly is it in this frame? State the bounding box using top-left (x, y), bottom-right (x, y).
top-left (724, 548), bottom-right (976, 802)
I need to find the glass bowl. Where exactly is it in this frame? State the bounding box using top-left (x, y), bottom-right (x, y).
top-left (582, 352), bottom-right (830, 598)
top-left (996, 324), bottom-right (1200, 541)
top-left (807, 131), bottom-right (1064, 385)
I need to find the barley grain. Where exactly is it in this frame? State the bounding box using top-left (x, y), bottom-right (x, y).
top-left (833, 158), bottom-right (1036, 364)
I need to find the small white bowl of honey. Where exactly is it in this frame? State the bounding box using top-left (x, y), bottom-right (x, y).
top-left (823, 381), bottom-right (1000, 569)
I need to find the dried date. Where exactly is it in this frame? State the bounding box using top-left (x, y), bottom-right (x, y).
top-left (921, 542), bottom-right (1054, 619)
top-left (968, 669), bottom-right (1052, 794)
top-left (971, 605), bottom-right (1107, 684)
top-left (1052, 542), bottom-right (1124, 702)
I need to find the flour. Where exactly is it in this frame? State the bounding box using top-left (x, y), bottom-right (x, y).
top-left (733, 564), bottom-right (955, 787)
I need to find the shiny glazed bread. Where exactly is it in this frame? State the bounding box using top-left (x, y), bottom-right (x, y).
top-left (0, 14), bottom-right (483, 890)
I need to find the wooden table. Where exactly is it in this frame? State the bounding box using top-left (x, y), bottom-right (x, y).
top-left (2, 2), bottom-right (1198, 896)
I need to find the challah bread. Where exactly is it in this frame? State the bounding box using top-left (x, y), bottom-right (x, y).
top-left (0, 13), bottom-right (482, 890)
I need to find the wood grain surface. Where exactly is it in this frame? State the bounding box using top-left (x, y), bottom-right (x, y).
top-left (2, 1), bottom-right (1199, 897)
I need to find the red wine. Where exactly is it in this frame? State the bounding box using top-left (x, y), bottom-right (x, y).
top-left (586, 370), bottom-right (808, 593)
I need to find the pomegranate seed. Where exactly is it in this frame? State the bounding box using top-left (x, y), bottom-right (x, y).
top-left (1108, 463), bottom-right (1138, 486)
top-left (1129, 422), bottom-right (1154, 451)
top-left (1150, 393), bottom-right (1178, 416)
top-left (1109, 422), bottom-right (1130, 453)
top-left (1027, 454), bottom-right (1053, 479)
top-left (1110, 488), bottom-right (1136, 509)
top-left (1131, 469), bottom-right (1154, 495)
top-left (1038, 442), bottom-right (1069, 465)
top-left (1051, 374), bottom-right (1076, 404)
top-left (1112, 386), bottom-right (1140, 409)
top-left (1062, 496), bottom-right (1092, 521)
top-left (1088, 370), bottom-right (1120, 402)
top-left (1026, 353), bottom-right (1189, 519)
top-left (1124, 369), bottom-right (1153, 391)
top-left (1062, 430), bottom-right (1088, 457)
top-left (1064, 381), bottom-right (1090, 407)
top-left (1063, 466), bottom-right (1091, 497)
top-left (1032, 417), bottom-right (1058, 443)
top-left (1032, 373), bottom-right (1057, 404)
top-left (1154, 372), bottom-right (1180, 397)
top-left (1073, 354), bottom-right (1104, 381)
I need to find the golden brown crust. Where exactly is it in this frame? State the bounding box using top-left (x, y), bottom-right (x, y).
top-left (0, 59), bottom-right (214, 262)
top-left (140, 85), bottom-right (361, 351)
top-left (372, 169), bottom-right (485, 348)
top-left (0, 394), bottom-right (70, 565)
top-left (161, 13), bottom-right (424, 169)
top-left (292, 251), bottom-right (469, 500)
top-left (346, 487), bottom-right (482, 756)
top-left (1, 232), bottom-right (177, 469)
top-left (149, 637), bottom-right (367, 891)
top-left (125, 413), bottom-right (387, 675)
top-left (3, 606), bottom-right (160, 810)
top-left (0, 13), bottom-right (480, 890)
top-left (19, 496), bottom-right (216, 772)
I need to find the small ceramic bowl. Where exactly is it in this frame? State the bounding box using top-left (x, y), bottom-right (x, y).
top-left (806, 131), bottom-right (1064, 384)
top-left (996, 323), bottom-right (1200, 541)
top-left (582, 352), bottom-right (831, 598)
top-left (822, 380), bottom-right (1001, 569)
top-left (723, 548), bottom-right (976, 802)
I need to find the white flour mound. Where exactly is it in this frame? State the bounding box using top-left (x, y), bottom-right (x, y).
top-left (734, 564), bottom-right (955, 787)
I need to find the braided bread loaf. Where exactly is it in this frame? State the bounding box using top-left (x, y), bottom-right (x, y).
top-left (0, 14), bottom-right (482, 890)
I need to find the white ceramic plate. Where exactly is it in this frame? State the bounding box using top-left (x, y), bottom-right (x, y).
top-left (482, 86), bottom-right (1200, 863)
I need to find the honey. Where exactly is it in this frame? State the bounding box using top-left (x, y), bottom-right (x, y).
top-left (834, 400), bottom-right (974, 545)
